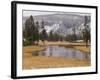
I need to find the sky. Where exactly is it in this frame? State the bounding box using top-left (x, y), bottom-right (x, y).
top-left (23, 10), bottom-right (90, 17)
top-left (23, 10), bottom-right (57, 17)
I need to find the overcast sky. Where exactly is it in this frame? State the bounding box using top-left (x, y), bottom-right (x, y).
top-left (23, 10), bottom-right (57, 17)
top-left (23, 10), bottom-right (90, 17)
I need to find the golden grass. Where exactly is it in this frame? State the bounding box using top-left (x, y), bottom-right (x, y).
top-left (73, 46), bottom-right (90, 53)
top-left (23, 46), bottom-right (45, 52)
top-left (23, 56), bottom-right (90, 69)
top-left (23, 41), bottom-right (91, 69)
top-left (23, 46), bottom-right (45, 57)
top-left (39, 41), bottom-right (88, 46)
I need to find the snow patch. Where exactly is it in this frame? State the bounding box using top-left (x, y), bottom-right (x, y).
top-left (44, 24), bottom-right (60, 33)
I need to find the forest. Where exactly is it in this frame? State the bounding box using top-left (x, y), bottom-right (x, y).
top-left (23, 15), bottom-right (90, 47)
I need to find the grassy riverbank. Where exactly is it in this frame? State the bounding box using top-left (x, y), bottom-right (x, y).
top-left (23, 56), bottom-right (90, 69)
top-left (39, 41), bottom-right (90, 53)
top-left (73, 46), bottom-right (90, 53)
top-left (23, 41), bottom-right (91, 69)
top-left (23, 46), bottom-right (45, 57)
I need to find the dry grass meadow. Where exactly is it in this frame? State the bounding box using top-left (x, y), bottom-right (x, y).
top-left (23, 41), bottom-right (91, 69)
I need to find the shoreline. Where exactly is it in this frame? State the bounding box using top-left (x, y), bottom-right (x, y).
top-left (39, 41), bottom-right (90, 53)
top-left (23, 41), bottom-right (91, 69)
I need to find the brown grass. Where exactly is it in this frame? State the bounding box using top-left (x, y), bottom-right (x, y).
top-left (23, 41), bottom-right (91, 69)
top-left (23, 56), bottom-right (90, 69)
top-left (23, 46), bottom-right (45, 57)
top-left (73, 46), bottom-right (90, 53)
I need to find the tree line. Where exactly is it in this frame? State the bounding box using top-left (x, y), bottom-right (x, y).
top-left (23, 15), bottom-right (90, 46)
top-left (23, 15), bottom-right (46, 45)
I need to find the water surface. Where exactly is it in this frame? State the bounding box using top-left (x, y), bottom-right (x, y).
top-left (32, 46), bottom-right (90, 60)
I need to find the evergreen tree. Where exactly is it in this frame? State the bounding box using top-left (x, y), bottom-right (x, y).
top-left (24, 15), bottom-right (40, 45)
top-left (82, 16), bottom-right (90, 47)
top-left (40, 21), bottom-right (47, 42)
top-left (35, 21), bottom-right (40, 44)
top-left (72, 27), bottom-right (77, 41)
top-left (49, 30), bottom-right (53, 41)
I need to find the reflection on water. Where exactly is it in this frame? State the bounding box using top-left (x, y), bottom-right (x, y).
top-left (32, 46), bottom-right (90, 60)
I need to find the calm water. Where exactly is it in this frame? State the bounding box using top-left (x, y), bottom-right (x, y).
top-left (32, 46), bottom-right (90, 60)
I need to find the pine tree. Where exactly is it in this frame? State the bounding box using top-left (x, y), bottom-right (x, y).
top-left (40, 20), bottom-right (47, 43)
top-left (82, 16), bottom-right (90, 47)
top-left (49, 30), bottom-right (53, 41)
top-left (24, 15), bottom-right (39, 45)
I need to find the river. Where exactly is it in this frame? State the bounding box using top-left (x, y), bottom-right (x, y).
top-left (32, 46), bottom-right (90, 60)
